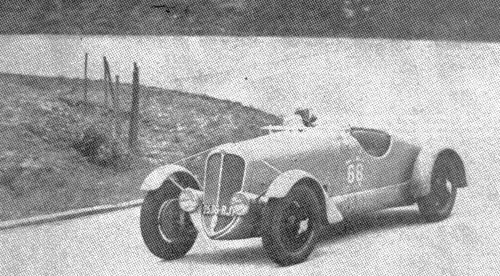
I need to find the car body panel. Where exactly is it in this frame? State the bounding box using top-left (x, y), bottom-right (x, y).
top-left (142, 125), bottom-right (465, 241)
top-left (332, 180), bottom-right (414, 218)
top-left (411, 147), bottom-right (467, 198)
top-left (198, 126), bottom-right (425, 239)
top-left (141, 164), bottom-right (200, 191)
top-left (264, 169), bottom-right (344, 224)
top-left (228, 127), bottom-right (420, 198)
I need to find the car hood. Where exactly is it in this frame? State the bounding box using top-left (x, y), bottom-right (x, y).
top-left (207, 127), bottom-right (346, 195)
top-left (212, 127), bottom-right (343, 165)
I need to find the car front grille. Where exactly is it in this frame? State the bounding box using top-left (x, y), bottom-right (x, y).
top-left (202, 153), bottom-right (245, 235)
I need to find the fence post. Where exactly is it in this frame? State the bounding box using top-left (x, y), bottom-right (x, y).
top-left (114, 75), bottom-right (120, 111)
top-left (83, 53), bottom-right (88, 102)
top-left (114, 75), bottom-right (122, 138)
top-left (103, 56), bottom-right (119, 139)
top-left (104, 57), bottom-right (116, 109)
top-left (103, 56), bottom-right (109, 107)
top-left (129, 63), bottom-right (140, 154)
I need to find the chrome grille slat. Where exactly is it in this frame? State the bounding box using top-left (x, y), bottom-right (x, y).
top-left (203, 153), bottom-right (222, 205)
top-left (202, 153), bottom-right (245, 236)
top-left (202, 153), bottom-right (222, 232)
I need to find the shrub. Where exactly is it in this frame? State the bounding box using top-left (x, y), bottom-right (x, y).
top-left (71, 126), bottom-right (129, 170)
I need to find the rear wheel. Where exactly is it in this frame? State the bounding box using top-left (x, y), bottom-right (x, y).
top-left (261, 184), bottom-right (321, 266)
top-left (417, 155), bottom-right (458, 222)
top-left (140, 185), bottom-right (197, 260)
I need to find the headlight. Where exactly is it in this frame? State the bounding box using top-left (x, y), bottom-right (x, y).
top-left (230, 192), bottom-right (251, 216)
top-left (179, 188), bottom-right (202, 213)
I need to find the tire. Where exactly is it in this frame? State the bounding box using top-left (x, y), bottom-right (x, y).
top-left (262, 184), bottom-right (321, 266)
top-left (417, 153), bottom-right (458, 222)
top-left (140, 185), bottom-right (197, 260)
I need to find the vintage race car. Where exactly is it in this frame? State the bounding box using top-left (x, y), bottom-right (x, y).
top-left (139, 124), bottom-right (467, 266)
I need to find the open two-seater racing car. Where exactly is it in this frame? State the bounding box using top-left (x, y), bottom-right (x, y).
top-left (139, 123), bottom-right (467, 266)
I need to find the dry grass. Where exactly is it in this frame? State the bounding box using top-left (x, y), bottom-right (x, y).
top-left (0, 72), bottom-right (281, 221)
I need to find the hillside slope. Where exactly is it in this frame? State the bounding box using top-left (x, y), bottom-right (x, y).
top-left (0, 73), bottom-right (281, 221)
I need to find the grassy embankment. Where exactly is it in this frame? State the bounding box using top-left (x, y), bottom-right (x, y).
top-left (0, 73), bottom-right (281, 221)
top-left (1, 0), bottom-right (500, 41)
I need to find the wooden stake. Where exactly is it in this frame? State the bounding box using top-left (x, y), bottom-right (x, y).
top-left (114, 75), bottom-right (122, 138)
top-left (103, 56), bottom-right (109, 107)
top-left (114, 75), bottom-right (120, 111)
top-left (83, 53), bottom-right (88, 102)
top-left (104, 57), bottom-right (116, 110)
top-left (129, 63), bottom-right (140, 154)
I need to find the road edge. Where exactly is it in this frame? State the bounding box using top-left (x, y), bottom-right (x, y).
top-left (0, 199), bottom-right (144, 231)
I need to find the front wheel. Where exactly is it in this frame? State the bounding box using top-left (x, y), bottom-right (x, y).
top-left (140, 186), bottom-right (197, 260)
top-left (417, 154), bottom-right (458, 222)
top-left (261, 184), bottom-right (321, 266)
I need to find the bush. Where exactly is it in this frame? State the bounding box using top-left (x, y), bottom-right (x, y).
top-left (0, 165), bottom-right (24, 196)
top-left (72, 126), bottom-right (130, 170)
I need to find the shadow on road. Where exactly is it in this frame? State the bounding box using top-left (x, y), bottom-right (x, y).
top-left (172, 207), bottom-right (425, 266)
top-left (174, 244), bottom-right (271, 266)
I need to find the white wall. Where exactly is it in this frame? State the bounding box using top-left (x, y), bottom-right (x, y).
top-left (0, 35), bottom-right (498, 128)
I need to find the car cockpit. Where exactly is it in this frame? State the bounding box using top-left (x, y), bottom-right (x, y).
top-left (350, 127), bottom-right (391, 157)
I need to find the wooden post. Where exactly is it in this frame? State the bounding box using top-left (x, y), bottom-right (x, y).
top-left (104, 57), bottom-right (115, 107)
top-left (103, 56), bottom-right (109, 107)
top-left (103, 56), bottom-right (118, 139)
top-left (83, 53), bottom-right (88, 102)
top-left (114, 75), bottom-right (122, 138)
top-left (129, 63), bottom-right (140, 154)
top-left (114, 75), bottom-right (120, 111)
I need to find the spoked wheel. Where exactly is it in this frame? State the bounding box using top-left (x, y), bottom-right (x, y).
top-left (417, 155), bottom-right (458, 222)
top-left (140, 186), bottom-right (197, 260)
top-left (262, 184), bottom-right (321, 266)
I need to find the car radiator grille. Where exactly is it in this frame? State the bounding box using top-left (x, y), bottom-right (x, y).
top-left (202, 153), bottom-right (245, 235)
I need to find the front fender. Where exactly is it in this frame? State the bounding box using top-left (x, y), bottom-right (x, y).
top-left (140, 164), bottom-right (201, 191)
top-left (264, 170), bottom-right (343, 224)
top-left (264, 170), bottom-right (318, 198)
top-left (411, 147), bottom-right (467, 198)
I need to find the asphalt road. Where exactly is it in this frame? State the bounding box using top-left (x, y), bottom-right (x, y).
top-left (1, 127), bottom-right (500, 276)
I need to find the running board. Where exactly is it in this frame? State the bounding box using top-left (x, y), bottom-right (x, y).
top-left (331, 180), bottom-right (415, 218)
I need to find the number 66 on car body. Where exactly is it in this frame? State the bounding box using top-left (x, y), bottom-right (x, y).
top-left (346, 159), bottom-right (363, 185)
top-left (139, 124), bottom-right (467, 266)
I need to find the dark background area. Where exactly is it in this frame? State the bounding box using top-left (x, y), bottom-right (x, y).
top-left (1, 0), bottom-right (500, 41)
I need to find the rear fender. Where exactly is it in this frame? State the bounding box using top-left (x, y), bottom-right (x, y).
top-left (264, 170), bottom-right (343, 224)
top-left (140, 164), bottom-right (201, 191)
top-left (411, 147), bottom-right (467, 198)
